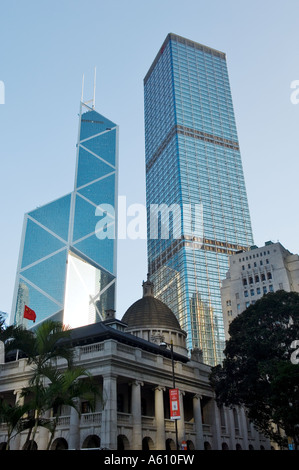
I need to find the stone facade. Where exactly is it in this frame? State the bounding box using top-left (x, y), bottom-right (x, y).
top-left (0, 322), bottom-right (270, 450)
top-left (221, 241), bottom-right (299, 340)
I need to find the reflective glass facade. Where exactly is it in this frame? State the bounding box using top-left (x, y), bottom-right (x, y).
top-left (11, 103), bottom-right (118, 329)
top-left (144, 34), bottom-right (253, 365)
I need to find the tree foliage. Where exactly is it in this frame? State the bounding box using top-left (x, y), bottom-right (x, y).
top-left (210, 290), bottom-right (299, 448)
top-left (0, 320), bottom-right (100, 449)
top-left (0, 399), bottom-right (31, 450)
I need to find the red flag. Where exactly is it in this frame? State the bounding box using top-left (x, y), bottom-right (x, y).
top-left (24, 305), bottom-right (36, 322)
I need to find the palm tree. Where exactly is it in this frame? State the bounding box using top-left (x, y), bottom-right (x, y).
top-left (0, 399), bottom-right (30, 450)
top-left (1, 320), bottom-right (100, 449)
top-left (20, 377), bottom-right (55, 449)
top-left (9, 320), bottom-right (74, 449)
top-left (43, 366), bottom-right (100, 450)
top-left (20, 320), bottom-right (74, 373)
top-left (0, 321), bottom-right (33, 359)
top-left (20, 364), bottom-right (100, 450)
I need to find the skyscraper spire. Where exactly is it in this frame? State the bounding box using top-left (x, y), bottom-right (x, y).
top-left (81, 73), bottom-right (84, 102)
top-left (81, 67), bottom-right (97, 109)
top-left (93, 67), bottom-right (96, 109)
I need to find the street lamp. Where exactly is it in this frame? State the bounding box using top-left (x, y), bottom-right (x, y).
top-left (160, 340), bottom-right (179, 450)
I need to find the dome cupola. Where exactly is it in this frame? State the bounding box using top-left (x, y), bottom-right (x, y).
top-left (121, 276), bottom-right (187, 356)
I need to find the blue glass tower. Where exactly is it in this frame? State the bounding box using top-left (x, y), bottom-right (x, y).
top-left (144, 34), bottom-right (254, 365)
top-left (11, 101), bottom-right (118, 329)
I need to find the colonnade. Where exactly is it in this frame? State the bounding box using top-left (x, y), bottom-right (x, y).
top-left (7, 373), bottom-right (265, 450)
top-left (76, 374), bottom-right (207, 450)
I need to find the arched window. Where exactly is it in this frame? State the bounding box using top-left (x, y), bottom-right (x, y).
top-left (22, 440), bottom-right (38, 450)
top-left (51, 438), bottom-right (68, 450)
top-left (82, 435), bottom-right (101, 449)
top-left (117, 435), bottom-right (130, 451)
top-left (187, 440), bottom-right (195, 450)
top-left (142, 437), bottom-right (154, 450)
top-left (166, 438), bottom-right (176, 450)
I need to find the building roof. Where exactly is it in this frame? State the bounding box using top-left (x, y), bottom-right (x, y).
top-left (144, 33), bottom-right (226, 85)
top-left (64, 320), bottom-right (188, 362)
top-left (121, 294), bottom-right (182, 331)
top-left (5, 278), bottom-right (187, 363)
top-left (5, 318), bottom-right (188, 363)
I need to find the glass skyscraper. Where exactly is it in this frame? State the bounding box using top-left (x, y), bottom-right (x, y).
top-left (11, 101), bottom-right (118, 329)
top-left (144, 33), bottom-right (253, 365)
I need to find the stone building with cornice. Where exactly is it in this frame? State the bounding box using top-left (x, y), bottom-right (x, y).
top-left (0, 280), bottom-right (270, 450)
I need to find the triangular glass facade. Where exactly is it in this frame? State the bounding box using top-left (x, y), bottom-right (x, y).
top-left (11, 103), bottom-right (118, 329)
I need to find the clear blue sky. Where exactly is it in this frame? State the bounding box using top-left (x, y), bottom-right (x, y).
top-left (0, 0), bottom-right (298, 320)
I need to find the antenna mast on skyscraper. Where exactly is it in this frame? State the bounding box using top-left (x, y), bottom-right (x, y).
top-left (81, 73), bottom-right (85, 102)
top-left (93, 67), bottom-right (96, 109)
top-left (81, 67), bottom-right (96, 109)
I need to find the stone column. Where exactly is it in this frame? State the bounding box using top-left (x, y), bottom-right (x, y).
top-left (131, 380), bottom-right (143, 450)
top-left (239, 407), bottom-right (249, 450)
top-left (154, 386), bottom-right (165, 450)
top-left (211, 399), bottom-right (221, 450)
top-left (69, 400), bottom-right (80, 450)
top-left (101, 373), bottom-right (118, 450)
top-left (38, 410), bottom-right (51, 450)
top-left (227, 407), bottom-right (236, 450)
top-left (0, 341), bottom-right (4, 363)
top-left (193, 394), bottom-right (204, 450)
top-left (10, 389), bottom-right (24, 450)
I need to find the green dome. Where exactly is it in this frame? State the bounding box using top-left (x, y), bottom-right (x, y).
top-left (121, 295), bottom-right (181, 331)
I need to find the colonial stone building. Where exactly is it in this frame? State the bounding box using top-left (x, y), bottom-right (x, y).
top-left (0, 280), bottom-right (270, 450)
top-left (221, 241), bottom-right (299, 340)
